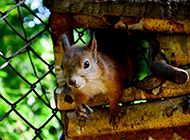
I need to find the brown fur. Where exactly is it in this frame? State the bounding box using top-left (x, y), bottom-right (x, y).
top-left (61, 33), bottom-right (134, 124)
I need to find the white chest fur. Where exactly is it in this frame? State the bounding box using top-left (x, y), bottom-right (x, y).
top-left (79, 79), bottom-right (107, 98)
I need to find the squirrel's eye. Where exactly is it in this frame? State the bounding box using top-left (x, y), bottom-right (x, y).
top-left (84, 60), bottom-right (90, 69)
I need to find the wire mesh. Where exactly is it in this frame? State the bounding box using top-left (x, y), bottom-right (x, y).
top-left (0, 0), bottom-right (61, 139)
top-left (0, 1), bottom-right (149, 139)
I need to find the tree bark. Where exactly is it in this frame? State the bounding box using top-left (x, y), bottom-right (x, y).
top-left (48, 0), bottom-right (190, 20)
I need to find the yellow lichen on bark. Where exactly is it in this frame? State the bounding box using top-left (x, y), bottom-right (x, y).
top-left (65, 96), bottom-right (190, 138)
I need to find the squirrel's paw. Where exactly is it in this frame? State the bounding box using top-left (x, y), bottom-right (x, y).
top-left (109, 114), bottom-right (119, 129)
top-left (183, 95), bottom-right (190, 114)
top-left (76, 105), bottom-right (89, 127)
top-left (76, 105), bottom-right (89, 120)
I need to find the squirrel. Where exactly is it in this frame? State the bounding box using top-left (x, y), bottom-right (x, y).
top-left (61, 30), bottom-right (134, 125)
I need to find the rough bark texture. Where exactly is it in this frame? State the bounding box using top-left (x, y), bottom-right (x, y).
top-left (53, 32), bottom-right (190, 139)
top-left (157, 35), bottom-right (190, 66)
top-left (55, 34), bottom-right (190, 111)
top-left (69, 129), bottom-right (190, 140)
top-left (72, 15), bottom-right (190, 34)
top-left (49, 0), bottom-right (190, 20)
top-left (63, 96), bottom-right (190, 138)
top-left (56, 75), bottom-right (190, 111)
top-left (45, 1), bottom-right (190, 139)
top-left (49, 12), bottom-right (190, 34)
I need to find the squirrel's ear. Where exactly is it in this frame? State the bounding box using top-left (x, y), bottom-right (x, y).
top-left (61, 34), bottom-right (70, 51)
top-left (86, 32), bottom-right (98, 62)
top-left (88, 32), bottom-right (97, 52)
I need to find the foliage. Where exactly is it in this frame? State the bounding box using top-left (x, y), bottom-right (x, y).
top-left (0, 0), bottom-right (62, 139)
top-left (136, 39), bottom-right (149, 80)
top-left (73, 28), bottom-right (91, 45)
top-left (0, 1), bottom-right (149, 139)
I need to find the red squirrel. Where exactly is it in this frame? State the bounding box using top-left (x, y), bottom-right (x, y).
top-left (61, 31), bottom-right (134, 125)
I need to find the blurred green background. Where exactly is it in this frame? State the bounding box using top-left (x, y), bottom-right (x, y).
top-left (0, 0), bottom-right (149, 139)
top-left (0, 0), bottom-right (62, 139)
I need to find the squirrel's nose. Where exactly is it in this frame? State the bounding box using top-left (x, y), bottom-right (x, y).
top-left (68, 79), bottom-right (76, 86)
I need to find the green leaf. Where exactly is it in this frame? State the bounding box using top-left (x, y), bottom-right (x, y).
top-left (0, 71), bottom-right (8, 77)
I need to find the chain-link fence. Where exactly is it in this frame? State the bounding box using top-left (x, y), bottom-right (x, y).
top-left (0, 0), bottom-right (62, 139)
top-left (0, 1), bottom-right (150, 139)
top-left (0, 1), bottom-right (97, 139)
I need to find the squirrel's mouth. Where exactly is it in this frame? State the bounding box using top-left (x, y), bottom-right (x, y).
top-left (71, 84), bottom-right (84, 90)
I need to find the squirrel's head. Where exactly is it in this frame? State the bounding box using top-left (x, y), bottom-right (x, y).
top-left (61, 33), bottom-right (100, 89)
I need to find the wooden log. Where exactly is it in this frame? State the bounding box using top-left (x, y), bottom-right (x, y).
top-left (148, 128), bottom-right (174, 140)
top-left (150, 60), bottom-right (189, 84)
top-left (48, 12), bottom-right (74, 89)
top-left (67, 128), bottom-right (189, 140)
top-left (63, 96), bottom-right (190, 138)
top-left (72, 15), bottom-right (190, 34)
top-left (55, 34), bottom-right (190, 111)
top-left (47, 1), bottom-right (190, 33)
top-left (47, 2), bottom-right (190, 139)
top-left (48, 0), bottom-right (190, 20)
top-left (56, 72), bottom-right (190, 111)
top-left (157, 35), bottom-right (190, 66)
top-left (48, 12), bottom-right (190, 34)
